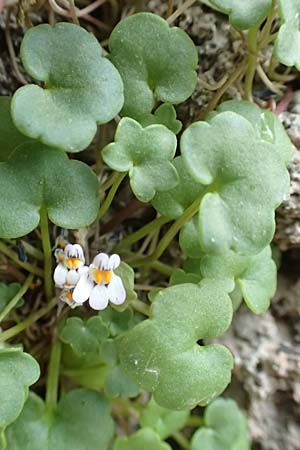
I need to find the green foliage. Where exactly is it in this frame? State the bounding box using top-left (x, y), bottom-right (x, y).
top-left (140, 398), bottom-right (189, 439)
top-left (191, 398), bottom-right (249, 450)
top-left (137, 104), bottom-right (182, 134)
top-left (152, 156), bottom-right (205, 219)
top-left (181, 111), bottom-right (290, 255)
top-left (12, 22), bottom-right (124, 152)
top-left (118, 280), bottom-right (233, 410)
top-left (102, 118), bottom-right (178, 202)
top-left (209, 0), bottom-right (272, 29)
top-left (275, 0), bottom-right (300, 69)
top-left (0, 348), bottom-right (40, 450)
top-left (59, 317), bottom-right (109, 356)
top-left (210, 100), bottom-right (293, 165)
top-left (0, 283), bottom-right (22, 313)
top-left (113, 428), bottom-right (171, 450)
top-left (0, 98), bottom-right (31, 162)
top-left (6, 389), bottom-right (114, 450)
top-left (104, 365), bottom-right (139, 398)
top-left (109, 12), bottom-right (198, 118)
top-left (200, 246), bottom-right (277, 314)
top-left (0, 143), bottom-right (99, 238)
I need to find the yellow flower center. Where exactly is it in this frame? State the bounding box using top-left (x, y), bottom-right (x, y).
top-left (66, 257), bottom-right (81, 269)
top-left (92, 269), bottom-right (113, 285)
top-left (66, 291), bottom-right (73, 301)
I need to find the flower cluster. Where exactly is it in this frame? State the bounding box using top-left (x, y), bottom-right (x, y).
top-left (53, 243), bottom-right (126, 310)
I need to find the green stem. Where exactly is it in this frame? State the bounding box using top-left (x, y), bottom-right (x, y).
top-left (0, 297), bottom-right (57, 343)
top-left (131, 299), bottom-right (150, 316)
top-left (198, 59), bottom-right (247, 119)
top-left (0, 273), bottom-right (34, 323)
top-left (130, 193), bottom-right (204, 267)
top-left (45, 339), bottom-right (62, 413)
top-left (98, 172), bottom-right (126, 220)
top-left (0, 241), bottom-right (44, 278)
top-left (113, 216), bottom-right (171, 253)
top-left (172, 432), bottom-right (190, 450)
top-left (5, 239), bottom-right (44, 261)
top-left (244, 26), bottom-right (259, 100)
top-left (187, 415), bottom-right (204, 427)
top-left (150, 260), bottom-right (174, 276)
top-left (40, 208), bottom-right (53, 301)
top-left (258, 0), bottom-right (278, 50)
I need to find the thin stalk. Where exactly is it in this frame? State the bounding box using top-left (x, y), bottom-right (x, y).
top-left (243, 26), bottom-right (260, 100)
top-left (98, 172), bottom-right (126, 220)
top-left (113, 216), bottom-right (171, 253)
top-left (0, 273), bottom-right (34, 323)
top-left (0, 297), bottom-right (57, 343)
top-left (40, 208), bottom-right (53, 301)
top-left (45, 339), bottom-right (62, 413)
top-left (167, 0), bottom-right (197, 25)
top-left (130, 193), bottom-right (205, 267)
top-left (258, 0), bottom-right (278, 50)
top-left (150, 260), bottom-right (174, 276)
top-left (0, 241), bottom-right (44, 277)
top-left (197, 59), bottom-right (247, 119)
top-left (5, 239), bottom-right (44, 261)
top-left (131, 299), bottom-right (150, 316)
top-left (172, 432), bottom-right (190, 450)
top-left (187, 415), bottom-right (204, 427)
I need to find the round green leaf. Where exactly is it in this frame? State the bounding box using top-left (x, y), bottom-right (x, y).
top-left (181, 112), bottom-right (290, 255)
top-left (209, 0), bottom-right (272, 29)
top-left (12, 22), bottom-right (124, 152)
top-left (152, 156), bottom-right (205, 219)
top-left (137, 104), bottom-right (182, 134)
top-left (102, 118), bottom-right (178, 202)
top-left (113, 428), bottom-right (172, 450)
top-left (100, 306), bottom-right (135, 337)
top-left (0, 97), bottom-right (32, 162)
top-left (200, 246), bottom-right (277, 314)
top-left (275, 0), bottom-right (300, 69)
top-left (104, 365), bottom-right (139, 398)
top-left (0, 348), bottom-right (40, 450)
top-left (59, 316), bottom-right (110, 356)
top-left (140, 398), bottom-right (189, 439)
top-left (109, 12), bottom-right (198, 118)
top-left (0, 142), bottom-right (99, 238)
top-left (6, 389), bottom-right (114, 450)
top-left (179, 216), bottom-right (202, 258)
top-left (209, 100), bottom-right (293, 165)
top-left (118, 280), bottom-right (233, 410)
top-left (191, 398), bottom-right (249, 450)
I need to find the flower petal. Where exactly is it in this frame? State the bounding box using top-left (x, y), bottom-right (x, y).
top-left (66, 269), bottom-right (80, 286)
top-left (89, 284), bottom-right (109, 310)
top-left (64, 243), bottom-right (85, 262)
top-left (107, 274), bottom-right (126, 305)
top-left (72, 273), bottom-right (93, 304)
top-left (92, 253), bottom-right (109, 270)
top-left (108, 254), bottom-right (120, 270)
top-left (53, 264), bottom-right (68, 287)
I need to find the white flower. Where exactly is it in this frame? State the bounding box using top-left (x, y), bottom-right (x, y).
top-left (72, 252), bottom-right (126, 310)
top-left (53, 244), bottom-right (87, 289)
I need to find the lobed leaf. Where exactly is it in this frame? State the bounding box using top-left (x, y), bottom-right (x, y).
top-left (113, 428), bottom-right (172, 450)
top-left (118, 280), bottom-right (233, 410)
top-left (6, 389), bottom-right (114, 450)
top-left (0, 142), bottom-right (99, 238)
top-left (191, 398), bottom-right (249, 450)
top-left (59, 316), bottom-right (109, 356)
top-left (12, 22), bottom-right (124, 152)
top-left (275, 0), bottom-right (300, 70)
top-left (209, 0), bottom-right (272, 29)
top-left (109, 12), bottom-right (198, 118)
top-left (181, 111), bottom-right (290, 255)
top-left (102, 118), bottom-right (178, 202)
top-left (137, 104), bottom-right (182, 134)
top-left (0, 348), bottom-right (40, 450)
top-left (152, 156), bottom-right (205, 219)
top-left (140, 398), bottom-right (189, 439)
top-left (104, 365), bottom-right (139, 398)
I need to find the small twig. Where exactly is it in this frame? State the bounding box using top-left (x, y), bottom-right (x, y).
top-left (197, 74), bottom-right (228, 91)
top-left (4, 10), bottom-right (28, 85)
top-left (167, 0), bottom-right (197, 25)
top-left (256, 63), bottom-right (283, 95)
top-left (0, 273), bottom-right (34, 323)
